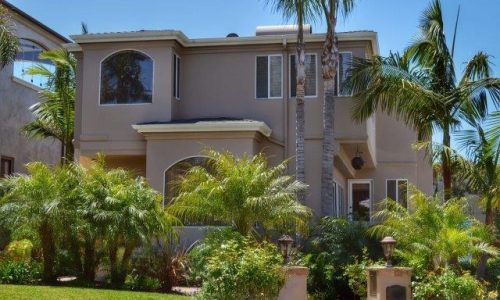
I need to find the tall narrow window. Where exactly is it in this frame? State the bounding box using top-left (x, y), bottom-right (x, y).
top-left (100, 50), bottom-right (153, 104)
top-left (256, 55), bottom-right (282, 99)
top-left (0, 157), bottom-right (14, 178)
top-left (173, 54), bottom-right (181, 99)
top-left (336, 52), bottom-right (353, 96)
top-left (290, 54), bottom-right (317, 97)
top-left (386, 179), bottom-right (408, 208)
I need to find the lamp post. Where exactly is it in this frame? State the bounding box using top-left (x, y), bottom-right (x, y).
top-left (278, 234), bottom-right (294, 264)
top-left (380, 236), bottom-right (396, 268)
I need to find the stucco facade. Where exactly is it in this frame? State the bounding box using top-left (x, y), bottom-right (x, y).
top-left (0, 2), bottom-right (68, 176)
top-left (69, 28), bottom-right (433, 219)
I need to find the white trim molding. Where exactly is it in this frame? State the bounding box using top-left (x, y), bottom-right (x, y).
top-left (132, 120), bottom-right (272, 137)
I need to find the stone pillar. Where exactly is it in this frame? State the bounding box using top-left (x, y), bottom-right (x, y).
top-left (367, 266), bottom-right (412, 300)
top-left (278, 266), bottom-right (309, 300)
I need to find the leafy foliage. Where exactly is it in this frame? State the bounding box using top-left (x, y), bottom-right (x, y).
top-left (302, 218), bottom-right (382, 299)
top-left (344, 248), bottom-right (379, 300)
top-left (167, 149), bottom-right (311, 235)
top-left (413, 269), bottom-right (486, 300)
top-left (0, 5), bottom-right (18, 68)
top-left (191, 229), bottom-right (284, 300)
top-left (0, 259), bottom-right (41, 284)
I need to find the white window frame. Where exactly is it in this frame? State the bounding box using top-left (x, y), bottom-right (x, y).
top-left (333, 180), bottom-right (346, 218)
top-left (348, 179), bottom-right (373, 221)
top-left (385, 178), bottom-right (409, 207)
top-left (336, 51), bottom-right (353, 97)
top-left (255, 54), bottom-right (283, 100)
top-left (173, 53), bottom-right (181, 100)
top-left (289, 53), bottom-right (318, 98)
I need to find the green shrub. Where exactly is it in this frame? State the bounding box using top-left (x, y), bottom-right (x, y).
top-left (125, 272), bottom-right (161, 291)
top-left (413, 268), bottom-right (486, 300)
top-left (191, 229), bottom-right (284, 300)
top-left (344, 248), bottom-right (382, 300)
top-left (5, 239), bottom-right (33, 260)
top-left (302, 218), bottom-right (382, 299)
top-left (0, 259), bottom-right (41, 284)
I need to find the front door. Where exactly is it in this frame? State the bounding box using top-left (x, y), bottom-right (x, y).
top-left (348, 179), bottom-right (373, 221)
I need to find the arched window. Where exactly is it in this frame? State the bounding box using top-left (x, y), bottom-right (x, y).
top-left (164, 157), bottom-right (211, 206)
top-left (100, 50), bottom-right (153, 104)
top-left (13, 39), bottom-right (54, 88)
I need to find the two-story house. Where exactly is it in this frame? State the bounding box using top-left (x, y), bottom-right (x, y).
top-left (0, 1), bottom-right (69, 177)
top-left (67, 26), bottom-right (433, 219)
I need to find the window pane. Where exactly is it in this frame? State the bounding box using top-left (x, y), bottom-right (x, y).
top-left (269, 56), bottom-right (282, 98)
top-left (398, 180), bottom-right (408, 208)
top-left (173, 55), bottom-right (177, 98)
top-left (100, 51), bottom-right (153, 104)
top-left (305, 54), bottom-right (316, 96)
top-left (290, 55), bottom-right (297, 98)
top-left (13, 39), bottom-right (54, 88)
top-left (256, 56), bottom-right (268, 98)
top-left (332, 182), bottom-right (337, 216)
top-left (338, 52), bottom-right (352, 96)
top-left (387, 180), bottom-right (397, 201)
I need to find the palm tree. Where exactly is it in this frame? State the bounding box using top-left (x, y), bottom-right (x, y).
top-left (318, 0), bottom-right (355, 216)
top-left (0, 4), bottom-right (18, 68)
top-left (346, 0), bottom-right (500, 200)
top-left (0, 163), bottom-right (78, 283)
top-left (266, 0), bottom-right (319, 203)
top-left (22, 48), bottom-right (76, 164)
top-left (167, 149), bottom-right (312, 235)
top-left (371, 189), bottom-right (497, 275)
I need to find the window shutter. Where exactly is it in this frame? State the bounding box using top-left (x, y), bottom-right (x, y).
top-left (269, 56), bottom-right (282, 98)
top-left (305, 54), bottom-right (316, 96)
top-left (256, 56), bottom-right (268, 98)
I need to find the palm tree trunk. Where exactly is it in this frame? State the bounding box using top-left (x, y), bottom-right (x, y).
top-left (476, 197), bottom-right (495, 279)
top-left (83, 236), bottom-right (96, 282)
top-left (39, 221), bottom-right (57, 283)
top-left (320, 15), bottom-right (338, 216)
top-left (296, 37), bottom-right (306, 203)
top-left (442, 126), bottom-right (452, 200)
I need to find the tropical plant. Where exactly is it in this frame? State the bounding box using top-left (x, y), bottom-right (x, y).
top-left (0, 259), bottom-right (42, 284)
top-left (192, 229), bottom-right (285, 300)
top-left (22, 48), bottom-right (76, 164)
top-left (344, 248), bottom-right (378, 300)
top-left (302, 218), bottom-right (381, 299)
top-left (167, 149), bottom-right (311, 235)
top-left (266, 0), bottom-right (319, 203)
top-left (345, 0), bottom-right (500, 199)
top-left (370, 189), bottom-right (498, 278)
top-left (0, 163), bottom-right (78, 282)
top-left (0, 4), bottom-right (18, 68)
top-left (318, 0), bottom-right (355, 215)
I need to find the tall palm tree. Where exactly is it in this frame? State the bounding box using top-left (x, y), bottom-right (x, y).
top-left (266, 0), bottom-right (319, 203)
top-left (318, 0), bottom-right (355, 216)
top-left (167, 149), bottom-right (312, 235)
top-left (0, 4), bottom-right (18, 68)
top-left (346, 0), bottom-right (500, 199)
top-left (22, 48), bottom-right (76, 164)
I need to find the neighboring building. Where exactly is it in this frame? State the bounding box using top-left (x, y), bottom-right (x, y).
top-left (0, 1), bottom-right (70, 177)
top-left (68, 25), bottom-right (433, 219)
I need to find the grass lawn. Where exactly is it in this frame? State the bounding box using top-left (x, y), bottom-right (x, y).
top-left (0, 284), bottom-right (192, 300)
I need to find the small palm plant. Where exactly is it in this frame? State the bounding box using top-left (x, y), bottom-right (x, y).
top-left (167, 149), bottom-right (312, 235)
top-left (0, 5), bottom-right (18, 68)
top-left (371, 188), bottom-right (497, 276)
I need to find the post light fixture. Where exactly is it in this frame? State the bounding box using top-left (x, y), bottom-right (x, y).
top-left (278, 234), bottom-right (294, 264)
top-left (380, 236), bottom-right (397, 267)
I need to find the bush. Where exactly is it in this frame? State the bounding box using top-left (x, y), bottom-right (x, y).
top-left (190, 229), bottom-right (284, 300)
top-left (5, 239), bottom-right (33, 260)
top-left (0, 259), bottom-right (41, 284)
top-left (302, 218), bottom-right (382, 299)
top-left (413, 269), bottom-right (486, 300)
top-left (125, 272), bottom-right (161, 291)
top-left (344, 248), bottom-right (381, 300)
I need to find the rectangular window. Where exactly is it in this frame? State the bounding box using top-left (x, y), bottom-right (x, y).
top-left (334, 181), bottom-right (346, 218)
top-left (256, 55), bottom-right (282, 99)
top-left (386, 179), bottom-right (408, 207)
top-left (290, 54), bottom-right (317, 97)
top-left (336, 52), bottom-right (353, 96)
top-left (0, 156), bottom-right (14, 178)
top-left (173, 54), bottom-right (181, 99)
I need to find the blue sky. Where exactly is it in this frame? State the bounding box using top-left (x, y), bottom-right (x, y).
top-left (8, 0), bottom-right (500, 144)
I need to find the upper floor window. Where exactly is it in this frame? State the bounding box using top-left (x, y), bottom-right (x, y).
top-left (256, 55), bottom-right (282, 99)
top-left (173, 54), bottom-right (180, 99)
top-left (290, 53), bottom-right (317, 97)
top-left (336, 52), bottom-right (353, 96)
top-left (13, 39), bottom-right (54, 88)
top-left (100, 50), bottom-right (153, 105)
top-left (386, 179), bottom-right (408, 208)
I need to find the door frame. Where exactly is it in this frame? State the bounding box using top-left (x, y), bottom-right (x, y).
top-left (348, 179), bottom-right (373, 221)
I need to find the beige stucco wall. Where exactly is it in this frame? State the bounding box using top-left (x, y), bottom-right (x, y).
top-left (0, 13), bottom-right (64, 174)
